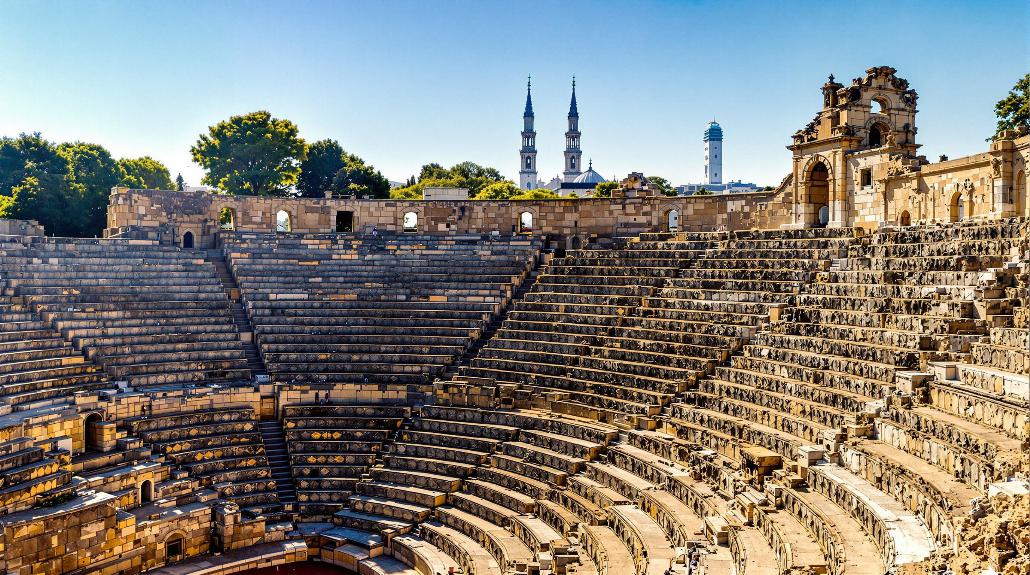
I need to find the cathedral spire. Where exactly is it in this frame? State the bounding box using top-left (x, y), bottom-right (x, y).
top-left (519, 75), bottom-right (538, 190)
top-left (563, 76), bottom-right (582, 183)
top-left (568, 76), bottom-right (578, 117)
top-left (524, 76), bottom-right (534, 117)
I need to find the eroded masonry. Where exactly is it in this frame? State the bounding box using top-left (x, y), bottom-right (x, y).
top-left (0, 66), bottom-right (1027, 575)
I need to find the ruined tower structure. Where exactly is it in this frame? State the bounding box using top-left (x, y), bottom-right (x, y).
top-left (787, 66), bottom-right (921, 228)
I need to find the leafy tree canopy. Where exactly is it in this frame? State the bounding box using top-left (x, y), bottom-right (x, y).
top-left (119, 156), bottom-right (174, 190)
top-left (58, 142), bottom-right (124, 236)
top-left (191, 110), bottom-right (307, 196)
top-left (297, 139), bottom-right (391, 199)
top-left (648, 176), bottom-right (677, 197)
top-left (393, 161), bottom-right (509, 200)
top-left (296, 139), bottom-right (348, 198)
top-left (331, 157), bottom-right (391, 199)
top-left (0, 133), bottom-right (70, 199)
top-left (593, 181), bottom-right (618, 198)
top-left (472, 181), bottom-right (521, 200)
top-left (694, 186), bottom-right (712, 196)
top-left (416, 161), bottom-right (506, 195)
top-left (0, 134), bottom-right (77, 236)
top-left (993, 73), bottom-right (1030, 139)
top-left (390, 185), bottom-right (424, 200)
top-left (511, 188), bottom-right (559, 200)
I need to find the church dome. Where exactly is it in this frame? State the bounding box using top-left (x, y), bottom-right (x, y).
top-left (704, 121), bottom-right (723, 142)
top-left (573, 161), bottom-right (607, 184)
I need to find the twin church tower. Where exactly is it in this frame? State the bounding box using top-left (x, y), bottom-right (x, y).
top-left (519, 77), bottom-right (582, 190)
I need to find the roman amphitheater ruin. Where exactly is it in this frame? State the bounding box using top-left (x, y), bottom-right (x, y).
top-left (0, 66), bottom-right (1027, 575)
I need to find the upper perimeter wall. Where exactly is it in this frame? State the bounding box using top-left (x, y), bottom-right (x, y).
top-left (0, 218), bottom-right (45, 237)
top-left (105, 186), bottom-right (793, 249)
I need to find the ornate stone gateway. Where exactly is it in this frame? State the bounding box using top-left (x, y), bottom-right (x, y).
top-left (786, 66), bottom-right (1029, 229)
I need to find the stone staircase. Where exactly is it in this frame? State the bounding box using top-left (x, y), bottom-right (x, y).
top-left (258, 419), bottom-right (298, 508)
top-left (442, 257), bottom-right (546, 380)
top-left (207, 249), bottom-right (267, 379)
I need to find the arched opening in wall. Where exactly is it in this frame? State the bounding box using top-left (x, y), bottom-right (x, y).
top-left (218, 207), bottom-right (235, 230)
top-left (140, 480), bottom-right (153, 504)
top-left (336, 211), bottom-right (354, 233)
top-left (899, 210), bottom-right (911, 226)
top-left (869, 99), bottom-right (884, 115)
top-left (807, 161), bottom-right (830, 227)
top-left (165, 535), bottom-right (184, 563)
top-left (666, 210), bottom-right (680, 232)
top-left (817, 206), bottom-right (830, 226)
top-left (402, 212), bottom-right (418, 233)
top-left (276, 210), bottom-right (292, 233)
top-left (570, 236), bottom-right (582, 250)
top-left (950, 192), bottom-right (965, 222)
top-left (518, 211), bottom-right (533, 234)
top-left (84, 412), bottom-right (103, 451)
top-left (868, 123), bottom-right (888, 148)
top-left (181, 231), bottom-right (194, 249)
top-left (1015, 170), bottom-right (1026, 217)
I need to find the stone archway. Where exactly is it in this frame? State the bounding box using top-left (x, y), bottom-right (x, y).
top-left (950, 191), bottom-right (965, 222)
top-left (84, 412), bottom-right (103, 451)
top-left (219, 207), bottom-right (236, 230)
top-left (335, 211), bottom-right (354, 233)
top-left (868, 122), bottom-right (890, 148)
top-left (518, 211), bottom-right (534, 234)
top-left (402, 211), bottom-right (419, 232)
top-left (801, 157), bottom-right (832, 227)
top-left (164, 532), bottom-right (186, 563)
top-left (665, 209), bottom-right (680, 232)
top-left (140, 479), bottom-right (154, 504)
top-left (899, 210), bottom-right (911, 226)
top-left (276, 210), bottom-right (292, 233)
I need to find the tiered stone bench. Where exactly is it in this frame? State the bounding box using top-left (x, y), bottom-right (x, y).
top-left (0, 236), bottom-right (249, 387)
top-left (282, 404), bottom-right (409, 520)
top-left (123, 407), bottom-right (279, 513)
top-left (223, 232), bottom-right (541, 390)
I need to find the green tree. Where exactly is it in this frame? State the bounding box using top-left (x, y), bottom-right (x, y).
top-left (190, 110), bottom-right (307, 196)
top-left (0, 133), bottom-right (70, 199)
top-left (119, 156), bottom-right (174, 190)
top-left (593, 181), bottom-right (618, 198)
top-left (418, 163), bottom-right (449, 181)
top-left (175, 173), bottom-right (186, 191)
top-left (694, 186), bottom-right (712, 196)
top-left (330, 154), bottom-right (391, 199)
top-left (59, 142), bottom-right (125, 236)
top-left (511, 188), bottom-right (559, 200)
top-left (993, 73), bottom-right (1030, 139)
top-left (649, 176), bottom-right (677, 197)
top-left (448, 161), bottom-right (505, 194)
top-left (0, 133), bottom-right (80, 236)
top-left (472, 181), bottom-right (520, 200)
top-left (297, 139), bottom-right (347, 197)
top-left (390, 185), bottom-right (423, 200)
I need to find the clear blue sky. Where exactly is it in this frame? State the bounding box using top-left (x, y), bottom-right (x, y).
top-left (1, 0), bottom-right (1027, 188)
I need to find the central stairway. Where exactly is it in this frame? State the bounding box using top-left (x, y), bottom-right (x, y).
top-left (207, 248), bottom-right (268, 379)
top-left (258, 419), bottom-right (298, 509)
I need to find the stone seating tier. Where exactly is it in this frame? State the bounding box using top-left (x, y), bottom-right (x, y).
top-left (0, 237), bottom-right (251, 387)
top-left (225, 233), bottom-right (541, 387)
